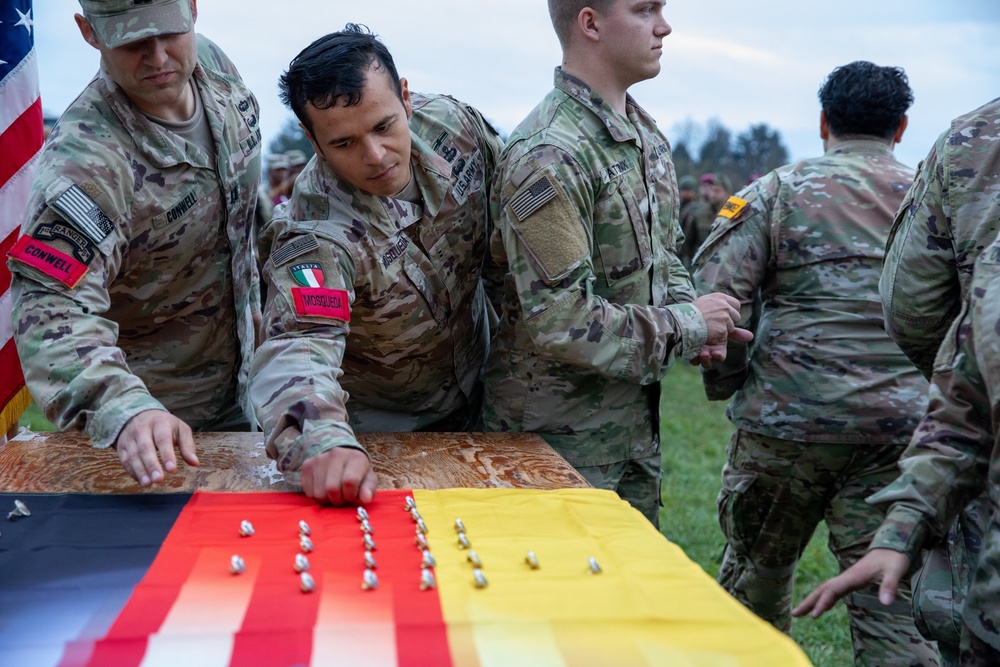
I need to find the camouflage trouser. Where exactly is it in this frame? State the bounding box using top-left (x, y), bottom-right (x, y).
top-left (958, 621), bottom-right (1000, 667)
top-left (912, 496), bottom-right (989, 667)
top-left (576, 452), bottom-right (662, 528)
top-left (717, 430), bottom-right (939, 667)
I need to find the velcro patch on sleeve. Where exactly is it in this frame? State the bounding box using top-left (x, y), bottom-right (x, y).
top-left (718, 196), bottom-right (749, 220)
top-left (292, 287), bottom-right (350, 321)
top-left (8, 235), bottom-right (89, 288)
top-left (50, 184), bottom-right (114, 244)
top-left (272, 233), bottom-right (319, 267)
top-left (506, 174), bottom-right (588, 283)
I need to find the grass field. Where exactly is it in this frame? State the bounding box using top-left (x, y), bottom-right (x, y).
top-left (660, 362), bottom-right (853, 666)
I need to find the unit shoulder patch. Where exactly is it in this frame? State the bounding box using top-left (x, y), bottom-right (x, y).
top-left (718, 196), bottom-right (749, 220)
top-left (32, 222), bottom-right (96, 264)
top-left (290, 262), bottom-right (325, 288)
top-left (506, 173), bottom-right (588, 283)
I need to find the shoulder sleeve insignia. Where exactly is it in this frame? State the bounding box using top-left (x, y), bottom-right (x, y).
top-left (8, 235), bottom-right (89, 288)
top-left (292, 287), bottom-right (350, 322)
top-left (510, 174), bottom-right (558, 221)
top-left (50, 184), bottom-right (114, 244)
top-left (32, 222), bottom-right (96, 264)
top-left (505, 173), bottom-right (588, 283)
top-left (290, 262), bottom-right (324, 288)
top-left (718, 196), bottom-right (749, 220)
top-left (272, 233), bottom-right (319, 267)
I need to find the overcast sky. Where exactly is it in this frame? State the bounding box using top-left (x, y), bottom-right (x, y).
top-left (28, 0), bottom-right (1000, 170)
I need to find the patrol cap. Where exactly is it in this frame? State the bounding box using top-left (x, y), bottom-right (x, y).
top-left (699, 172), bottom-right (732, 192)
top-left (285, 149), bottom-right (308, 168)
top-left (678, 175), bottom-right (698, 191)
top-left (79, 0), bottom-right (193, 49)
top-left (267, 154), bottom-right (290, 171)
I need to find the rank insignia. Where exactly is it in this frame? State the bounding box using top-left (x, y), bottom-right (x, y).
top-left (290, 262), bottom-right (324, 288)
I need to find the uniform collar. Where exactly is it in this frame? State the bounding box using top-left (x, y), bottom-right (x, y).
top-left (822, 138), bottom-right (896, 159)
top-left (553, 67), bottom-right (643, 144)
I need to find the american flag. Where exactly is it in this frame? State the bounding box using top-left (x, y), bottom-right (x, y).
top-left (0, 0), bottom-right (41, 436)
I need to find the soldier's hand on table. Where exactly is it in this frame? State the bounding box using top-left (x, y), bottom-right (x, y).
top-left (115, 410), bottom-right (198, 487)
top-left (692, 292), bottom-right (742, 344)
top-left (792, 548), bottom-right (911, 619)
top-left (301, 446), bottom-right (377, 506)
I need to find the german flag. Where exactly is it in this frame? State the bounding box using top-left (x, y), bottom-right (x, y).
top-left (0, 489), bottom-right (810, 666)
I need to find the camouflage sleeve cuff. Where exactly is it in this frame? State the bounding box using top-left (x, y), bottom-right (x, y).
top-left (266, 419), bottom-right (370, 481)
top-left (663, 302), bottom-right (708, 360)
top-left (868, 505), bottom-right (930, 560)
top-left (89, 390), bottom-right (168, 449)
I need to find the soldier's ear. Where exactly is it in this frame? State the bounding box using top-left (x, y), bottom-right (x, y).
top-left (74, 14), bottom-right (101, 50)
top-left (399, 78), bottom-right (412, 120)
top-left (893, 115), bottom-right (908, 145)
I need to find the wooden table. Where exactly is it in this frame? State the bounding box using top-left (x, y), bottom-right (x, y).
top-left (0, 430), bottom-right (589, 493)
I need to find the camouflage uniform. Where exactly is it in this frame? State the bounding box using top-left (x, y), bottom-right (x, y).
top-left (249, 94), bottom-right (502, 477)
top-left (878, 97), bottom-right (1000, 664)
top-left (678, 197), bottom-right (714, 268)
top-left (881, 97), bottom-right (1000, 376)
top-left (869, 233), bottom-right (1000, 663)
top-left (9, 35), bottom-right (262, 449)
top-left (693, 140), bottom-right (938, 665)
top-left (482, 69), bottom-right (708, 526)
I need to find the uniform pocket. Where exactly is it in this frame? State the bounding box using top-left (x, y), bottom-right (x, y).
top-left (594, 180), bottom-right (652, 286)
top-left (717, 463), bottom-right (759, 557)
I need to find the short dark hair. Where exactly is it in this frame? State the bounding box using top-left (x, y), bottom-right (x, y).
top-left (547, 0), bottom-right (614, 48)
top-left (278, 24), bottom-right (402, 136)
top-left (818, 61), bottom-right (914, 140)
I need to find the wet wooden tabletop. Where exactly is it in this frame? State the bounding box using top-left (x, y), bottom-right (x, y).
top-left (0, 431), bottom-right (590, 494)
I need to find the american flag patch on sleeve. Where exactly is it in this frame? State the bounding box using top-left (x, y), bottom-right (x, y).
top-left (271, 233), bottom-right (319, 267)
top-left (51, 185), bottom-right (114, 244)
top-left (510, 175), bottom-right (558, 221)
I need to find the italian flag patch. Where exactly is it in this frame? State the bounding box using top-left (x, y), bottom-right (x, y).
top-left (290, 262), bottom-right (324, 288)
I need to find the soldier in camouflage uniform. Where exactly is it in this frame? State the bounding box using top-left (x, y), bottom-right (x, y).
top-left (482, 0), bottom-right (748, 526)
top-left (678, 174), bottom-right (715, 269)
top-left (249, 25), bottom-right (502, 505)
top-left (795, 231), bottom-right (1000, 665)
top-left (876, 97), bottom-right (1000, 665)
top-left (693, 62), bottom-right (938, 665)
top-left (8, 0), bottom-right (261, 488)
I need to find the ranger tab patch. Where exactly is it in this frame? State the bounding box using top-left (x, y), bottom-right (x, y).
top-left (51, 184), bottom-right (114, 244)
top-left (292, 287), bottom-right (350, 321)
top-left (8, 235), bottom-right (89, 288)
top-left (719, 196), bottom-right (749, 220)
top-left (290, 262), bottom-right (324, 288)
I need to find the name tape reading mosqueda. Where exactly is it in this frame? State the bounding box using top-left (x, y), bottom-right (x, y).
top-left (292, 287), bottom-right (351, 321)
